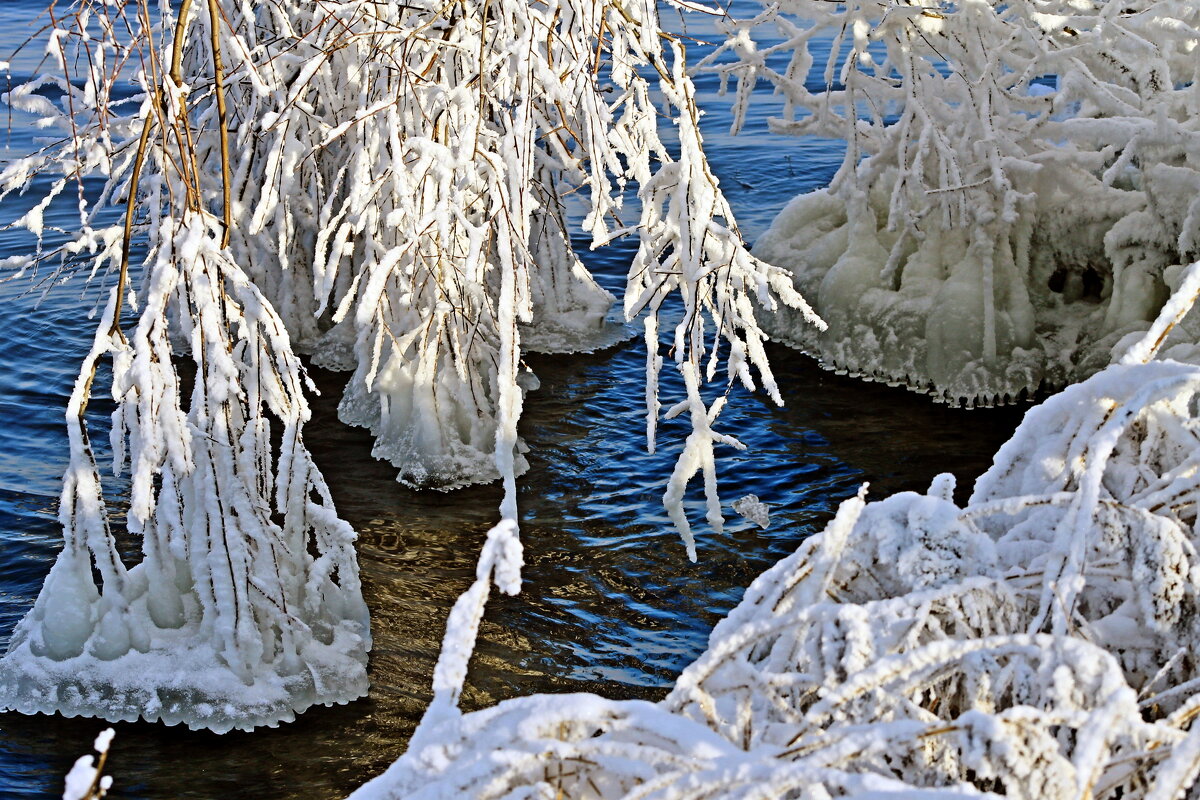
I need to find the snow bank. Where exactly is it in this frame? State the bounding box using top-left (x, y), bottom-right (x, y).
top-left (704, 0), bottom-right (1200, 405)
top-left (348, 270), bottom-right (1200, 799)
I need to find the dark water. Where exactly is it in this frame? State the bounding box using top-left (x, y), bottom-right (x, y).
top-left (0, 5), bottom-right (1025, 799)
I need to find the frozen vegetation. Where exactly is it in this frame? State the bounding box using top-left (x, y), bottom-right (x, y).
top-left (0, 0), bottom-right (808, 732)
top-left (704, 0), bottom-right (1200, 405)
top-left (63, 729), bottom-right (114, 800)
top-left (4, 0), bottom-right (1200, 798)
top-left (350, 264), bottom-right (1200, 799)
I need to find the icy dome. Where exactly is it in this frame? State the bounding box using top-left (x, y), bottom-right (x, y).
top-left (701, 0), bottom-right (1200, 405)
top-left (0, 216), bottom-right (371, 732)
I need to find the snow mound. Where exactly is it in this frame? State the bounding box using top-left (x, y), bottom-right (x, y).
top-left (350, 309), bottom-right (1200, 798)
top-left (753, 177), bottom-right (1175, 406)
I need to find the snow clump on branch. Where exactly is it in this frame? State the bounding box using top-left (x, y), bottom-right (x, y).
top-left (0, 0), bottom-right (816, 731)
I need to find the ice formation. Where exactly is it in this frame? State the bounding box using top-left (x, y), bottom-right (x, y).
top-left (349, 265), bottom-right (1200, 799)
top-left (0, 5), bottom-right (370, 731)
top-left (2, 0), bottom-right (816, 511)
top-left (0, 213), bottom-right (371, 732)
top-left (1, 0), bottom-right (814, 730)
top-left (703, 0), bottom-right (1200, 405)
top-left (732, 493), bottom-right (770, 528)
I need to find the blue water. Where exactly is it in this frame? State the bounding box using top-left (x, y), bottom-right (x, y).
top-left (0, 4), bottom-right (1024, 799)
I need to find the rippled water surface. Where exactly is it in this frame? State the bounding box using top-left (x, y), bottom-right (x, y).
top-left (0, 4), bottom-right (1025, 798)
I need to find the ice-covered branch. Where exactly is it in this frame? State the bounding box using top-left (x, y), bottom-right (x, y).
top-left (63, 729), bottom-right (115, 800)
top-left (0, 3), bottom-right (369, 731)
top-left (1, 0), bottom-right (819, 733)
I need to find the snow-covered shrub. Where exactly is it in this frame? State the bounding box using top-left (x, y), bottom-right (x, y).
top-left (0, 0), bottom-right (813, 730)
top-left (0, 3), bottom-right (371, 731)
top-left (348, 265), bottom-right (1200, 800)
top-left (703, 0), bottom-right (1200, 405)
top-left (0, 210), bottom-right (371, 732)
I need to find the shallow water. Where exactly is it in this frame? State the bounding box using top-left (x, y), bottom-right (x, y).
top-left (0, 5), bottom-right (1024, 799)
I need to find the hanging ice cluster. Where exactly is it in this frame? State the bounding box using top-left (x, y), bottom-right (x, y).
top-left (99, 0), bottom-right (817, 498)
top-left (2, 0), bottom-right (818, 507)
top-left (702, 0), bottom-right (1200, 405)
top-left (350, 265), bottom-right (1200, 799)
top-left (0, 1), bottom-right (372, 731)
top-left (0, 213), bottom-right (372, 731)
top-left (0, 0), bottom-right (815, 731)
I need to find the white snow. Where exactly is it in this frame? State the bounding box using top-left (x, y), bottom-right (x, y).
top-left (18, 3), bottom-right (1200, 791)
top-left (1, 0), bottom-right (811, 735)
top-left (0, 215), bottom-right (370, 732)
top-left (62, 728), bottom-right (113, 800)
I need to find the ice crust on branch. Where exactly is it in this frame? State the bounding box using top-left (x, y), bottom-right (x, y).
top-left (0, 212), bottom-right (371, 733)
top-left (350, 267), bottom-right (1200, 800)
top-left (63, 729), bottom-right (114, 800)
top-left (108, 0), bottom-right (810, 501)
top-left (3, 0), bottom-right (815, 514)
top-left (702, 0), bottom-right (1200, 406)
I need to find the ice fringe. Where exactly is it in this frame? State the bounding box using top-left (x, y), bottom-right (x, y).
top-left (703, 0), bottom-right (1200, 406)
top-left (349, 263), bottom-right (1200, 800)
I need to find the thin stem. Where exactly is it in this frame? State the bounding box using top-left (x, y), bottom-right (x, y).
top-left (207, 0), bottom-right (233, 247)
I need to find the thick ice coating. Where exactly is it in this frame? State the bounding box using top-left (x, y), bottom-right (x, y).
top-left (0, 0), bottom-right (812, 733)
top-left (0, 215), bottom-right (370, 733)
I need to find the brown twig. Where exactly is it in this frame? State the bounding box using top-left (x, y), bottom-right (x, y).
top-left (111, 0), bottom-right (196, 341)
top-left (207, 0), bottom-right (233, 247)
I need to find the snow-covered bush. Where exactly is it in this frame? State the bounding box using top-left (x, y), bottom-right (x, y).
top-left (0, 0), bottom-right (812, 730)
top-left (703, 0), bottom-right (1200, 405)
top-left (348, 265), bottom-right (1200, 800)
